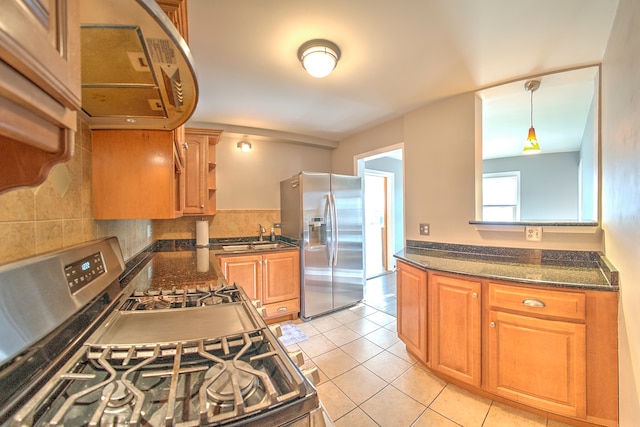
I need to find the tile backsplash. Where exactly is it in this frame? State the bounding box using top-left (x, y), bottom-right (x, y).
top-left (153, 209), bottom-right (281, 241)
top-left (0, 120), bottom-right (152, 265)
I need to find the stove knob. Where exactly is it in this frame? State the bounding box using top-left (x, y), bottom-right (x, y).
top-left (269, 324), bottom-right (282, 337)
top-left (302, 367), bottom-right (320, 386)
top-left (251, 300), bottom-right (262, 308)
top-left (288, 350), bottom-right (304, 367)
top-left (256, 307), bottom-right (267, 317)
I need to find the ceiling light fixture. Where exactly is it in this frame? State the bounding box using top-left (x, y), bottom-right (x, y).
top-left (237, 140), bottom-right (252, 152)
top-left (523, 79), bottom-right (541, 154)
top-left (297, 39), bottom-right (341, 78)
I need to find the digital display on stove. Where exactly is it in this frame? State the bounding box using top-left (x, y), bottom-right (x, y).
top-left (64, 252), bottom-right (106, 294)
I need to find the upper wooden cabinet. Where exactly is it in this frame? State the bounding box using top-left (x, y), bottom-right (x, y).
top-left (156, 0), bottom-right (189, 42)
top-left (92, 130), bottom-right (185, 219)
top-left (0, 0), bottom-right (80, 193)
top-left (183, 128), bottom-right (221, 216)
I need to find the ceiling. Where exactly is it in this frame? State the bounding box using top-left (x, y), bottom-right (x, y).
top-left (185, 0), bottom-right (618, 150)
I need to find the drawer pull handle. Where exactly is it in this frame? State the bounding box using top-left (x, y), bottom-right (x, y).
top-left (277, 306), bottom-right (287, 312)
top-left (523, 298), bottom-right (546, 308)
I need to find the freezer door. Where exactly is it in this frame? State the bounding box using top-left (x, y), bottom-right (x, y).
top-left (300, 172), bottom-right (333, 318)
top-left (331, 174), bottom-right (364, 310)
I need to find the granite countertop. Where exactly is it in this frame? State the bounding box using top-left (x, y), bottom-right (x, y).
top-left (119, 238), bottom-right (300, 291)
top-left (394, 241), bottom-right (618, 291)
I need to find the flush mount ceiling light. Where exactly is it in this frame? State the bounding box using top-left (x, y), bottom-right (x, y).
top-left (523, 79), bottom-right (541, 154)
top-left (237, 140), bottom-right (252, 152)
top-left (297, 39), bottom-right (341, 78)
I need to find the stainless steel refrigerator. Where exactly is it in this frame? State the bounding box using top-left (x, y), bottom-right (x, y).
top-left (280, 172), bottom-right (364, 319)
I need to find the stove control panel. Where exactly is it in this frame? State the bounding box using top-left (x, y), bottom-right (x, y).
top-left (65, 252), bottom-right (106, 294)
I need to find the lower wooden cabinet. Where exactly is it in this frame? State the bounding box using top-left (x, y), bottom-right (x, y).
top-left (487, 310), bottom-right (586, 418)
top-left (429, 273), bottom-right (481, 386)
top-left (218, 250), bottom-right (300, 323)
top-left (396, 261), bottom-right (428, 363)
top-left (395, 263), bottom-right (618, 427)
top-left (218, 254), bottom-right (261, 300)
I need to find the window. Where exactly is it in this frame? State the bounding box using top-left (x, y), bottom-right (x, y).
top-left (482, 172), bottom-right (520, 221)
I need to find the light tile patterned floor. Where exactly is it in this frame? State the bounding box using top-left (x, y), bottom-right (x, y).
top-left (277, 303), bottom-right (577, 427)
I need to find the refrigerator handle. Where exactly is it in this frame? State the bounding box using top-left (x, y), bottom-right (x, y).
top-left (331, 193), bottom-right (339, 267)
top-left (325, 194), bottom-right (333, 265)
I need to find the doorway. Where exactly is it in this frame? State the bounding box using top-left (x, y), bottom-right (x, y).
top-left (365, 171), bottom-right (393, 278)
top-left (355, 145), bottom-right (404, 316)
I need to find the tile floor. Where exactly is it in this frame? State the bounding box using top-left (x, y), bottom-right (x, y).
top-left (277, 303), bottom-right (577, 427)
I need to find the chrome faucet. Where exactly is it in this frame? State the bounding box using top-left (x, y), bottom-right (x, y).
top-left (258, 224), bottom-right (266, 241)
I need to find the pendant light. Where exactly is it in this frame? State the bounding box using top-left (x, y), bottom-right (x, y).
top-left (523, 80), bottom-right (541, 154)
top-left (297, 39), bottom-right (341, 78)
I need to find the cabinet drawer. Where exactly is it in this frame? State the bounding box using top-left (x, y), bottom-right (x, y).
top-left (264, 298), bottom-right (299, 320)
top-left (488, 283), bottom-right (585, 321)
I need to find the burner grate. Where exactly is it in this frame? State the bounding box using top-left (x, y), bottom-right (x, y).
top-left (12, 331), bottom-right (306, 427)
top-left (120, 284), bottom-right (241, 311)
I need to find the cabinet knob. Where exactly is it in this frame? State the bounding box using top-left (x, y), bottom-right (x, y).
top-left (200, 204), bottom-right (204, 208)
top-left (472, 292), bottom-right (478, 298)
top-left (490, 322), bottom-right (496, 328)
top-left (182, 142), bottom-right (189, 150)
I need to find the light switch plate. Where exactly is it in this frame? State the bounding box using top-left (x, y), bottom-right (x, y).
top-left (525, 226), bottom-right (542, 241)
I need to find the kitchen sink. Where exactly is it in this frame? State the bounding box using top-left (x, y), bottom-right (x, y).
top-left (221, 242), bottom-right (286, 251)
top-left (221, 244), bottom-right (253, 251)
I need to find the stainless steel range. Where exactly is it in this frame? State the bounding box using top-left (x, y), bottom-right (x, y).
top-left (0, 237), bottom-right (326, 426)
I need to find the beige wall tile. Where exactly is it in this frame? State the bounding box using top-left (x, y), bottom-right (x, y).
top-left (35, 220), bottom-right (63, 254)
top-left (0, 188), bottom-right (35, 221)
top-left (0, 222), bottom-right (35, 261)
top-left (64, 219), bottom-right (88, 247)
top-left (34, 177), bottom-right (64, 221)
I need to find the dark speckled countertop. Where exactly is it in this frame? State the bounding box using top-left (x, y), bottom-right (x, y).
top-left (119, 238), bottom-right (300, 291)
top-left (394, 240), bottom-right (618, 291)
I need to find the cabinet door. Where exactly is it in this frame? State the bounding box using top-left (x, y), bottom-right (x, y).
top-left (92, 130), bottom-right (182, 219)
top-left (219, 255), bottom-right (261, 300)
top-left (488, 310), bottom-right (586, 418)
top-left (0, 0), bottom-right (79, 193)
top-left (430, 274), bottom-right (481, 386)
top-left (1, 0), bottom-right (81, 109)
top-left (182, 131), bottom-right (206, 214)
top-left (262, 251), bottom-right (300, 305)
top-left (183, 129), bottom-right (221, 215)
top-left (396, 261), bottom-right (428, 363)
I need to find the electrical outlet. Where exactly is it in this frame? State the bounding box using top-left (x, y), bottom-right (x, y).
top-left (147, 224), bottom-right (152, 238)
top-left (420, 223), bottom-right (430, 236)
top-left (525, 226), bottom-right (542, 241)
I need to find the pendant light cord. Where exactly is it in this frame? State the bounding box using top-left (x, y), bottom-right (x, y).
top-left (530, 89), bottom-right (534, 127)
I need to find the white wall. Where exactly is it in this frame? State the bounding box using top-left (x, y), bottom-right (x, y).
top-left (332, 118), bottom-right (404, 174)
top-left (216, 134), bottom-right (332, 209)
top-left (601, 0), bottom-right (640, 423)
top-left (335, 94), bottom-right (602, 250)
top-left (483, 152), bottom-right (580, 221)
